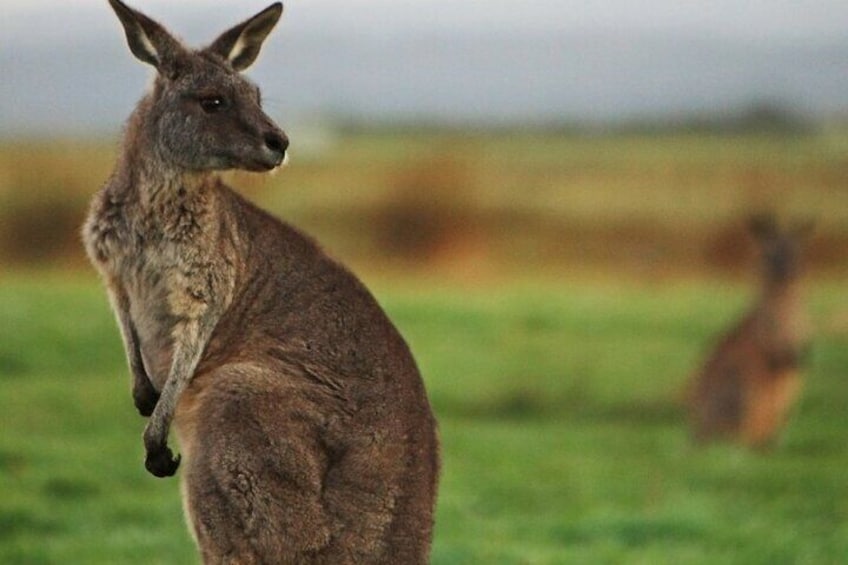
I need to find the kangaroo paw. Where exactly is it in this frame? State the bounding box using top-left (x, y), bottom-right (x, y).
top-left (133, 381), bottom-right (160, 417)
top-left (145, 445), bottom-right (181, 477)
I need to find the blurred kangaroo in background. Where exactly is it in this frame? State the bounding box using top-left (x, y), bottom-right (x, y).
top-left (82, 1), bottom-right (439, 562)
top-left (687, 214), bottom-right (813, 449)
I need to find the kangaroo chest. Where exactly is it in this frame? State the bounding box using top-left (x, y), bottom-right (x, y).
top-left (86, 185), bottom-right (231, 389)
top-left (754, 292), bottom-right (809, 348)
top-left (126, 243), bottom-right (187, 389)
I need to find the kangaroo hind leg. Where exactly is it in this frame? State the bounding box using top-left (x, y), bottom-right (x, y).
top-left (179, 366), bottom-right (332, 563)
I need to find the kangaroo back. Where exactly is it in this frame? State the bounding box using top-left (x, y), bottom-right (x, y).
top-left (83, 2), bottom-right (439, 562)
top-left (687, 214), bottom-right (812, 449)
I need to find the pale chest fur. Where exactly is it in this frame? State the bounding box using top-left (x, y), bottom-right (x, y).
top-left (84, 180), bottom-right (238, 388)
top-left (750, 285), bottom-right (810, 356)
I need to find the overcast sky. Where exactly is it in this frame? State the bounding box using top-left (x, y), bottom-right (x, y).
top-left (3, 0), bottom-right (848, 45)
top-left (2, 1), bottom-right (847, 134)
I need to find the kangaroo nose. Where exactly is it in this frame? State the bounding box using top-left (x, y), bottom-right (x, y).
top-left (264, 131), bottom-right (289, 156)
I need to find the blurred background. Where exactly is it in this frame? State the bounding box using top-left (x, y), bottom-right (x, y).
top-left (1, 1), bottom-right (847, 563)
top-left (2, 0), bottom-right (848, 275)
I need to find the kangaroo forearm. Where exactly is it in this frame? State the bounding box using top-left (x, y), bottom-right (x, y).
top-left (127, 322), bottom-right (161, 416)
top-left (143, 315), bottom-right (217, 477)
top-left (108, 285), bottom-right (158, 416)
top-left (142, 359), bottom-right (198, 476)
top-left (766, 343), bottom-right (811, 371)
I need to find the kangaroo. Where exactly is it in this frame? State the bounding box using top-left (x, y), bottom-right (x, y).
top-left (82, 1), bottom-right (439, 562)
top-left (687, 214), bottom-right (813, 449)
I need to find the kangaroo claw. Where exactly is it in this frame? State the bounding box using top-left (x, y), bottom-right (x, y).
top-left (145, 445), bottom-right (181, 477)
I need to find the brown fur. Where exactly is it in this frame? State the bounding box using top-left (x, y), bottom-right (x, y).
top-left (687, 214), bottom-right (812, 449)
top-left (82, 2), bottom-right (439, 562)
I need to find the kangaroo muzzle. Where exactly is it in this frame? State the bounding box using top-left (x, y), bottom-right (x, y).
top-left (261, 129), bottom-right (289, 169)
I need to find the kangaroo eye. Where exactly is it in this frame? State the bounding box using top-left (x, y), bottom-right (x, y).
top-left (199, 96), bottom-right (225, 113)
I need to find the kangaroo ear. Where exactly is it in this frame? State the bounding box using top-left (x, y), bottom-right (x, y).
top-left (108, 0), bottom-right (185, 72)
top-left (207, 3), bottom-right (283, 71)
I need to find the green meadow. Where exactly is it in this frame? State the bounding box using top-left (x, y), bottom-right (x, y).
top-left (1, 272), bottom-right (846, 564)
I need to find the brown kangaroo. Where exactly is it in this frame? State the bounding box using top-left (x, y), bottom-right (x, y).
top-left (687, 214), bottom-right (813, 449)
top-left (82, 1), bottom-right (439, 562)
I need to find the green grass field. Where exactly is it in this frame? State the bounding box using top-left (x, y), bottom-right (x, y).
top-left (1, 272), bottom-right (846, 564)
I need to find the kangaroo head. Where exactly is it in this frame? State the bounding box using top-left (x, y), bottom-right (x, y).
top-left (748, 214), bottom-right (814, 282)
top-left (109, 0), bottom-right (288, 172)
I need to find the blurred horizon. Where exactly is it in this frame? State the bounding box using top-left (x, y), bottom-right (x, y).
top-left (3, 1), bottom-right (848, 137)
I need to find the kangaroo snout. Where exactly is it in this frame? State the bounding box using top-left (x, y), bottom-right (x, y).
top-left (262, 129), bottom-right (289, 168)
top-left (242, 126), bottom-right (288, 171)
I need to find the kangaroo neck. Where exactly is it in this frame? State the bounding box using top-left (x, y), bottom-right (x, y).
top-left (758, 275), bottom-right (801, 314)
